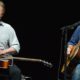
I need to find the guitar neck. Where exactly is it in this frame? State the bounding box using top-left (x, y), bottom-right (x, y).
top-left (13, 57), bottom-right (42, 62)
top-left (13, 57), bottom-right (53, 68)
top-left (4, 56), bottom-right (53, 68)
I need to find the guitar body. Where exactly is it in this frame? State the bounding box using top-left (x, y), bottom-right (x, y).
top-left (0, 55), bottom-right (13, 69)
top-left (0, 59), bottom-right (13, 69)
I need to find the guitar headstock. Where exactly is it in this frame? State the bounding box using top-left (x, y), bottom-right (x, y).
top-left (41, 60), bottom-right (53, 68)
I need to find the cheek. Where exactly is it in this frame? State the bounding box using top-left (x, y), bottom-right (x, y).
top-left (0, 10), bottom-right (4, 15)
top-left (0, 11), bottom-right (3, 14)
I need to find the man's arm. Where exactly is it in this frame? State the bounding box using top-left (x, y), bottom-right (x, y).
top-left (67, 26), bottom-right (80, 55)
top-left (0, 47), bottom-right (17, 55)
top-left (0, 26), bottom-right (20, 55)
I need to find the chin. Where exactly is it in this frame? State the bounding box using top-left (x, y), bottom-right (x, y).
top-left (0, 16), bottom-right (2, 19)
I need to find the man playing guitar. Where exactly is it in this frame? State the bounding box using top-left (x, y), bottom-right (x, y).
top-left (0, 1), bottom-right (21, 80)
top-left (67, 25), bottom-right (80, 80)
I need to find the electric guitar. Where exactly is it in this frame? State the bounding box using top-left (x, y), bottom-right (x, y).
top-left (61, 42), bottom-right (80, 72)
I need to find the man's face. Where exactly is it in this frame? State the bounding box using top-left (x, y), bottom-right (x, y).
top-left (0, 6), bottom-right (4, 18)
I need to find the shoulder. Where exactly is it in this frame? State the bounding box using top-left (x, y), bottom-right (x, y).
top-left (76, 25), bottom-right (80, 29)
top-left (2, 21), bottom-right (15, 32)
top-left (2, 21), bottom-right (11, 27)
top-left (74, 25), bottom-right (80, 33)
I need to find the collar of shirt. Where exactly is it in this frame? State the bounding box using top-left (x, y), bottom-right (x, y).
top-left (0, 21), bottom-right (4, 27)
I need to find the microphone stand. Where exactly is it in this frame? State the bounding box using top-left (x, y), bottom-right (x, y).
top-left (58, 26), bottom-right (68, 80)
top-left (57, 27), bottom-right (64, 80)
top-left (63, 26), bottom-right (68, 80)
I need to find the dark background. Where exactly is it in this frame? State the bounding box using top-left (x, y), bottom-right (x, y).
top-left (2, 0), bottom-right (80, 80)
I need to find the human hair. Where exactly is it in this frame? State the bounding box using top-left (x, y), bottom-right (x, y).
top-left (0, 1), bottom-right (5, 11)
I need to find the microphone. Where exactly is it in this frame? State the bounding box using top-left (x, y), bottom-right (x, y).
top-left (68, 21), bottom-right (80, 29)
top-left (61, 21), bottom-right (80, 30)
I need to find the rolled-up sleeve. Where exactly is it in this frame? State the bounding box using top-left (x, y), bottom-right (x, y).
top-left (8, 26), bottom-right (20, 53)
top-left (68, 26), bottom-right (80, 45)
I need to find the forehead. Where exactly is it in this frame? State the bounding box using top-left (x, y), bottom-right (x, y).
top-left (0, 2), bottom-right (5, 8)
